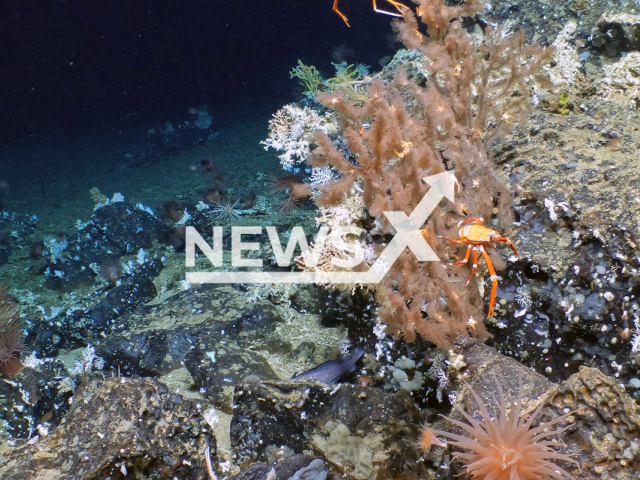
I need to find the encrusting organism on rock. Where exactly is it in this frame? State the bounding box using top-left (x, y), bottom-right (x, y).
top-left (306, 0), bottom-right (553, 347)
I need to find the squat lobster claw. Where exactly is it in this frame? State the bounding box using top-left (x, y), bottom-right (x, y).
top-left (440, 217), bottom-right (519, 318)
top-left (333, 0), bottom-right (409, 27)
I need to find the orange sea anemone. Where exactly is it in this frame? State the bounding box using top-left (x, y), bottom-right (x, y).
top-left (240, 190), bottom-right (256, 208)
top-left (199, 155), bottom-right (216, 173)
top-left (357, 375), bottom-right (374, 387)
top-left (0, 321), bottom-right (25, 376)
top-left (269, 176), bottom-right (312, 215)
top-left (266, 175), bottom-right (313, 214)
top-left (266, 174), bottom-right (304, 194)
top-left (0, 287), bottom-right (25, 377)
top-left (416, 424), bottom-right (447, 455)
top-left (281, 184), bottom-right (312, 215)
top-left (100, 258), bottom-right (122, 284)
top-left (203, 189), bottom-right (221, 206)
top-left (431, 376), bottom-right (578, 480)
top-left (162, 201), bottom-right (184, 223)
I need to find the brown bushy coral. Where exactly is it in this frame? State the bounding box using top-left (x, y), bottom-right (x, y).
top-left (308, 0), bottom-right (552, 346)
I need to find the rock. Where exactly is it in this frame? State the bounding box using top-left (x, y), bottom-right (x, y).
top-left (97, 326), bottom-right (196, 377)
top-left (93, 285), bottom-right (288, 379)
top-left (484, 0), bottom-right (618, 46)
top-left (288, 284), bottom-right (321, 314)
top-left (487, 94), bottom-right (640, 385)
top-left (185, 345), bottom-right (280, 412)
top-left (444, 337), bottom-right (640, 479)
top-left (43, 202), bottom-right (168, 292)
top-left (379, 49), bottom-right (432, 86)
top-left (230, 380), bottom-right (425, 478)
top-left (448, 337), bottom-right (555, 417)
top-left (597, 12), bottom-right (640, 51)
top-left (0, 377), bottom-right (214, 479)
top-left (228, 455), bottom-right (326, 480)
top-left (545, 367), bottom-right (640, 479)
top-left (572, 292), bottom-right (605, 322)
top-left (493, 102), bottom-right (640, 271)
top-left (106, 286), bottom-right (285, 347)
top-left (32, 260), bottom-right (162, 355)
top-left (93, 285), bottom-right (344, 383)
top-left (0, 361), bottom-right (72, 438)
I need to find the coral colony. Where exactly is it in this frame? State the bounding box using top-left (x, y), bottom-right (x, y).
top-left (267, 0), bottom-right (553, 347)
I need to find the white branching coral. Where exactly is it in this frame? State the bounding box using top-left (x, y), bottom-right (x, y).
top-left (57, 377), bottom-right (76, 394)
top-left (632, 314), bottom-right (640, 353)
top-left (544, 198), bottom-right (557, 221)
top-left (261, 105), bottom-right (338, 170)
top-left (515, 286), bottom-right (532, 309)
top-left (296, 192), bottom-right (370, 279)
top-left (22, 352), bottom-right (46, 370)
top-left (544, 22), bottom-right (581, 86)
top-left (310, 166), bottom-right (338, 189)
top-left (316, 193), bottom-right (365, 230)
top-left (72, 345), bottom-right (105, 375)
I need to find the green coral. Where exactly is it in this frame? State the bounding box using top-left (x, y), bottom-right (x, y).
top-left (323, 62), bottom-right (370, 105)
top-left (289, 60), bottom-right (323, 97)
top-left (323, 62), bottom-right (364, 92)
top-left (289, 61), bottom-right (371, 104)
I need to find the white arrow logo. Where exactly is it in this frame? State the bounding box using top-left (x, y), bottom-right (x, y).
top-left (186, 171), bottom-right (456, 284)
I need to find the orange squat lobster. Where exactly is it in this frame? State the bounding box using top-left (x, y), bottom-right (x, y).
top-left (332, 0), bottom-right (408, 26)
top-left (440, 218), bottom-right (519, 318)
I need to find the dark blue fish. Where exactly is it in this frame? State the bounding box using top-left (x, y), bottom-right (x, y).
top-left (292, 347), bottom-right (365, 384)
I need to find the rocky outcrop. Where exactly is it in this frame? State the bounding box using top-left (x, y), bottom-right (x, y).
top-left (0, 377), bottom-right (213, 480)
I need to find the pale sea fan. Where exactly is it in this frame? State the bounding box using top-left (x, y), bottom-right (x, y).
top-left (431, 376), bottom-right (578, 480)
